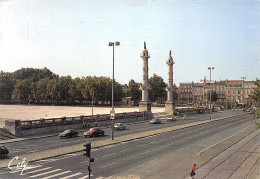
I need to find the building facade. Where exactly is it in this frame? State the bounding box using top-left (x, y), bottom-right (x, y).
top-left (177, 80), bottom-right (256, 106)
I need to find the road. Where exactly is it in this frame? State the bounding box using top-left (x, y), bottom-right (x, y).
top-left (3, 110), bottom-right (239, 157)
top-left (1, 110), bottom-right (258, 179)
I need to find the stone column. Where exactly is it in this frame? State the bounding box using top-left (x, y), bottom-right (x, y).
top-left (165, 50), bottom-right (176, 114)
top-left (139, 41), bottom-right (151, 113)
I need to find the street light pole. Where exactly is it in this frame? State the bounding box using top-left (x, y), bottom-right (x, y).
top-left (109, 41), bottom-right (120, 140)
top-left (208, 67), bottom-right (214, 120)
top-left (241, 76), bottom-right (246, 101)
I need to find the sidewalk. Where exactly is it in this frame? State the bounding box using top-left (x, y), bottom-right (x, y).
top-left (186, 128), bottom-right (260, 179)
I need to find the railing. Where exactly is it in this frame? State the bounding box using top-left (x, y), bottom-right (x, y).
top-left (20, 111), bottom-right (147, 129)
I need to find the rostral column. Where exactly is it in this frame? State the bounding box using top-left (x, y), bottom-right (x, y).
top-left (139, 41), bottom-right (151, 113)
top-left (165, 50), bottom-right (176, 114)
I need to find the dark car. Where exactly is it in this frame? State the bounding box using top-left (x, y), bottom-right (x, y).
top-left (0, 145), bottom-right (9, 159)
top-left (149, 118), bottom-right (161, 124)
top-left (84, 128), bottom-right (105, 138)
top-left (59, 129), bottom-right (78, 138)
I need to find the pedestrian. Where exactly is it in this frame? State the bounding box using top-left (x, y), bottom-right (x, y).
top-left (191, 164), bottom-right (196, 178)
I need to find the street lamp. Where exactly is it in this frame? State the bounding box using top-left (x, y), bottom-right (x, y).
top-left (208, 67), bottom-right (214, 120)
top-left (108, 41), bottom-right (120, 140)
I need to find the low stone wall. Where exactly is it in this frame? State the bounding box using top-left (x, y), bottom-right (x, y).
top-left (176, 108), bottom-right (207, 115)
top-left (5, 111), bottom-right (149, 137)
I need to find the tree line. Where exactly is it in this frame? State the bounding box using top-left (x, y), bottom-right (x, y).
top-left (0, 67), bottom-right (177, 105)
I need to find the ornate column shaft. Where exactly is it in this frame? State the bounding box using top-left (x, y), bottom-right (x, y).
top-left (139, 41), bottom-right (151, 113)
top-left (165, 50), bottom-right (176, 114)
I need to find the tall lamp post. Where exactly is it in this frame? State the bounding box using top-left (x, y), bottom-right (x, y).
top-left (241, 76), bottom-right (246, 102)
top-left (208, 67), bottom-right (214, 120)
top-left (109, 41), bottom-right (120, 140)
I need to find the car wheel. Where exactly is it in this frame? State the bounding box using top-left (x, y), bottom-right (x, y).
top-left (124, 127), bottom-right (126, 130)
top-left (60, 136), bottom-right (62, 139)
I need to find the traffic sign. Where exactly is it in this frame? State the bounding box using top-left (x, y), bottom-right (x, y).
top-left (110, 110), bottom-right (115, 119)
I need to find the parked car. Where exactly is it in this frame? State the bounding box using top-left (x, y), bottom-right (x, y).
top-left (114, 123), bottom-right (126, 130)
top-left (150, 118), bottom-right (161, 124)
top-left (84, 128), bottom-right (105, 138)
top-left (0, 145), bottom-right (9, 159)
top-left (59, 129), bottom-right (78, 138)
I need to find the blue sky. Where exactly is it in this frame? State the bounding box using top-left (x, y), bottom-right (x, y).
top-left (0, 0), bottom-right (259, 86)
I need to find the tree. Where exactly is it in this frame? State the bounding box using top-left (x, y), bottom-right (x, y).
top-left (148, 74), bottom-right (167, 103)
top-left (249, 78), bottom-right (260, 104)
top-left (125, 79), bottom-right (141, 101)
top-left (46, 78), bottom-right (59, 104)
top-left (12, 79), bottom-right (33, 103)
top-left (173, 90), bottom-right (178, 101)
top-left (69, 77), bottom-right (84, 104)
top-left (207, 90), bottom-right (218, 102)
top-left (0, 71), bottom-right (15, 103)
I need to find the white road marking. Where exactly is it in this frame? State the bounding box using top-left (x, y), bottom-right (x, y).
top-left (102, 152), bottom-right (116, 157)
top-left (40, 170), bottom-right (71, 179)
top-left (100, 161), bottom-right (119, 168)
top-left (29, 169), bottom-right (61, 178)
top-left (77, 175), bottom-right (94, 179)
top-left (59, 172), bottom-right (82, 179)
top-left (22, 167), bottom-right (51, 174)
top-left (18, 165), bottom-right (43, 175)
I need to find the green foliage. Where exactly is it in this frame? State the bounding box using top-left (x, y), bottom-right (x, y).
top-left (148, 74), bottom-right (167, 103)
top-left (207, 90), bottom-right (218, 102)
top-left (249, 78), bottom-right (260, 104)
top-left (125, 79), bottom-right (141, 101)
top-left (0, 68), bottom-right (124, 105)
top-left (0, 71), bottom-right (15, 103)
top-left (256, 109), bottom-right (260, 118)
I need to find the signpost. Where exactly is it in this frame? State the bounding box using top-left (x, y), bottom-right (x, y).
top-left (110, 110), bottom-right (115, 119)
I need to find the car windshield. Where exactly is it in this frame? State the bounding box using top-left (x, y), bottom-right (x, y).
top-left (64, 130), bottom-right (71, 133)
top-left (89, 128), bottom-right (96, 131)
top-left (115, 123), bottom-right (120, 126)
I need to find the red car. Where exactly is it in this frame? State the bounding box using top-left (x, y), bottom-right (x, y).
top-left (84, 128), bottom-right (105, 138)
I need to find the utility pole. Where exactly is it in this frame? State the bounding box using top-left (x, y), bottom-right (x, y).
top-left (108, 41), bottom-right (120, 140)
top-left (241, 77), bottom-right (246, 103)
top-left (208, 67), bottom-right (214, 120)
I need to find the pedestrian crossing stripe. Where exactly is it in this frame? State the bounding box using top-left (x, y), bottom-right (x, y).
top-left (12, 165), bottom-right (94, 179)
top-left (29, 169), bottom-right (61, 178)
top-left (59, 172), bottom-right (82, 179)
top-left (40, 171), bottom-right (71, 179)
top-left (21, 167), bottom-right (52, 175)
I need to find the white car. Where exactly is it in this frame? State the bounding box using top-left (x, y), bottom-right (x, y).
top-left (114, 123), bottom-right (126, 130)
top-left (149, 118), bottom-right (161, 124)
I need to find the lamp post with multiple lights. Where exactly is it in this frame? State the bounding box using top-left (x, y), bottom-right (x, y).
top-left (208, 67), bottom-right (214, 120)
top-left (108, 41), bottom-right (120, 140)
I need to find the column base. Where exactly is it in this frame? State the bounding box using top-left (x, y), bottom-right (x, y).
top-left (139, 101), bottom-right (152, 113)
top-left (164, 101), bottom-right (176, 115)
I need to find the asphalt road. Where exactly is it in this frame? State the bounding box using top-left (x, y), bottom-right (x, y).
top-left (4, 110), bottom-right (240, 157)
top-left (1, 111), bottom-right (258, 179)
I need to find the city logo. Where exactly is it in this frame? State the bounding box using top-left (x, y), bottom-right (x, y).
top-left (8, 156), bottom-right (29, 174)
